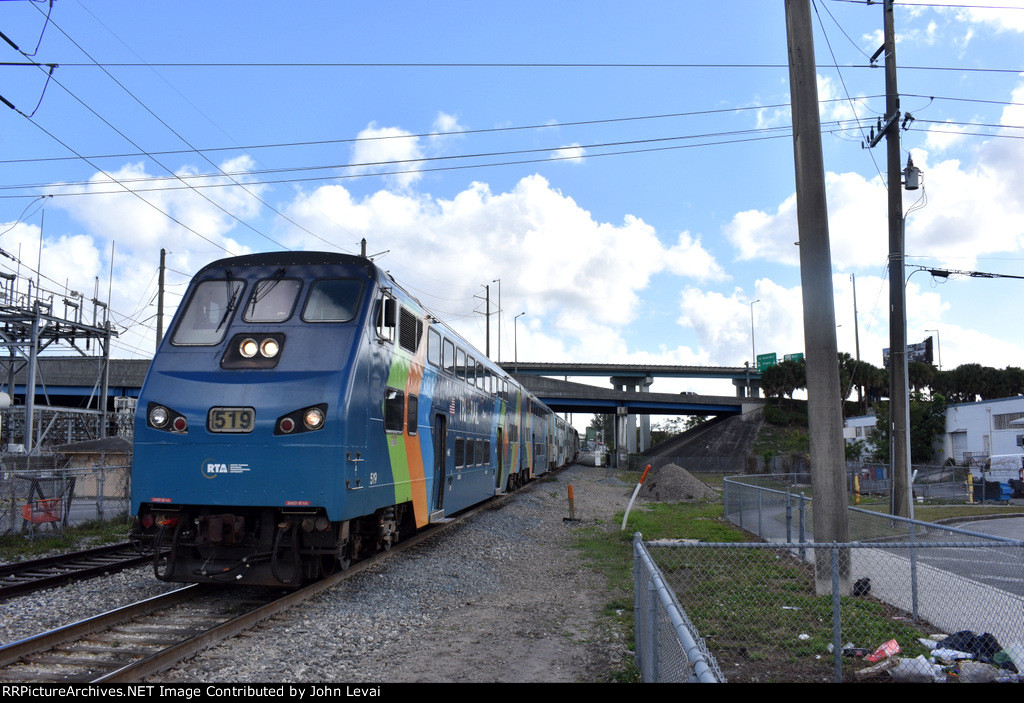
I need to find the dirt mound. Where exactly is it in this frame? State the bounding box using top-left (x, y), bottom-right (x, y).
top-left (639, 463), bottom-right (720, 503)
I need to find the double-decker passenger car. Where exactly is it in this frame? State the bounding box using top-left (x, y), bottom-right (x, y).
top-left (130, 251), bottom-right (578, 585)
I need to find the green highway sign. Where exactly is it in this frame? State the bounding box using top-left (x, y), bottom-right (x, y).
top-left (756, 353), bottom-right (777, 372)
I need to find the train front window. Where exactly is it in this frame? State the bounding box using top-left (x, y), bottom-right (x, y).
top-left (171, 279), bottom-right (245, 346)
top-left (303, 278), bottom-right (363, 322)
top-left (243, 278), bottom-right (302, 322)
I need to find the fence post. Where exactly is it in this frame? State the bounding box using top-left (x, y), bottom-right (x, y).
top-left (97, 465), bottom-right (105, 521)
top-left (830, 542), bottom-right (843, 683)
top-left (757, 485), bottom-right (764, 537)
top-left (785, 488), bottom-right (793, 542)
top-left (738, 481), bottom-right (745, 531)
top-left (648, 569), bottom-right (660, 682)
top-left (909, 521), bottom-right (919, 620)
top-left (633, 534), bottom-right (653, 682)
top-left (799, 494), bottom-right (807, 561)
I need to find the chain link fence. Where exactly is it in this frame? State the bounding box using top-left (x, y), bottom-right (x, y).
top-left (0, 452), bottom-right (131, 537)
top-left (635, 536), bottom-right (1024, 683)
top-left (633, 473), bottom-right (1024, 682)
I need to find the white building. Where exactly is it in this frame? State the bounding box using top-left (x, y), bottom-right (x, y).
top-left (843, 414), bottom-right (877, 446)
top-left (841, 396), bottom-right (1024, 466)
top-left (943, 396), bottom-right (1024, 465)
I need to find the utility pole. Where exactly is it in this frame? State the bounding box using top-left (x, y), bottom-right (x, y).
top-left (882, 0), bottom-right (912, 519)
top-left (785, 0), bottom-right (850, 593)
top-left (485, 284), bottom-right (491, 358)
top-left (156, 248), bottom-right (166, 352)
top-left (852, 273), bottom-right (863, 408)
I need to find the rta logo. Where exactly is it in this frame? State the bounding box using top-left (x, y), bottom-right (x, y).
top-left (203, 461), bottom-right (228, 477)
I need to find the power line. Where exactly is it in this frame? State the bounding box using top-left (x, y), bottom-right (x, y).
top-left (0, 119), bottom-right (873, 198)
top-left (16, 7), bottom-right (292, 253)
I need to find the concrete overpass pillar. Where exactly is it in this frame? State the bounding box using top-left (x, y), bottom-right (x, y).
top-left (611, 376), bottom-right (638, 456)
top-left (615, 406), bottom-right (628, 468)
top-left (639, 376), bottom-right (653, 452)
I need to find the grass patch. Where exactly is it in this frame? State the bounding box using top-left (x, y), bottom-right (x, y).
top-left (0, 515), bottom-right (133, 562)
top-left (571, 474), bottom-right (965, 683)
top-left (571, 498), bottom-right (748, 682)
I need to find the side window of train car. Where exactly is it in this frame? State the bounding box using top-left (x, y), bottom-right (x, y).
top-left (454, 437), bottom-right (465, 468)
top-left (384, 388), bottom-right (404, 433)
top-left (407, 395), bottom-right (418, 435)
top-left (443, 339), bottom-right (455, 375)
top-left (376, 290), bottom-right (396, 342)
top-left (456, 348), bottom-right (467, 382)
top-left (427, 329), bottom-right (442, 368)
top-left (467, 356), bottom-right (476, 387)
top-left (303, 278), bottom-right (363, 322)
top-left (172, 279), bottom-right (245, 346)
top-left (243, 278), bottom-right (302, 322)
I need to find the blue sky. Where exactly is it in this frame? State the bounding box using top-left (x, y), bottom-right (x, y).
top-left (1, 1), bottom-right (1024, 411)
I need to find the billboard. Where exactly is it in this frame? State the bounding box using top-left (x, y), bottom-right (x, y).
top-left (882, 336), bottom-right (934, 368)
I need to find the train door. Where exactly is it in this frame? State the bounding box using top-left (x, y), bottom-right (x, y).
top-left (433, 414), bottom-right (447, 512)
top-left (495, 427), bottom-right (503, 490)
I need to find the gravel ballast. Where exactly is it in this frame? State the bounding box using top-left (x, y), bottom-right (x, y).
top-left (1, 462), bottom-right (638, 683)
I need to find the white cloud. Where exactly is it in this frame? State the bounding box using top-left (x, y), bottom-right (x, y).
top-left (349, 122), bottom-right (425, 190)
top-left (924, 1), bottom-right (1024, 34)
top-left (551, 144), bottom-right (586, 163)
top-left (285, 174), bottom-right (724, 359)
top-left (924, 121), bottom-right (972, 152)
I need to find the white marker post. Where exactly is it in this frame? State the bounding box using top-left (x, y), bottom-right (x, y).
top-left (621, 464), bottom-right (652, 531)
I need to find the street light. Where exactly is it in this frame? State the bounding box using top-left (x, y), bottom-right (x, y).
top-left (750, 299), bottom-right (760, 368)
top-left (514, 312), bottom-right (526, 374)
top-left (492, 278), bottom-right (501, 363)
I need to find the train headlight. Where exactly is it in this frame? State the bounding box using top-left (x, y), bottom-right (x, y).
top-left (149, 405), bottom-right (169, 428)
top-left (303, 407), bottom-right (325, 430)
top-left (147, 402), bottom-right (188, 433)
top-left (260, 337), bottom-right (280, 358)
top-left (274, 403), bottom-right (327, 436)
top-left (239, 338), bottom-right (259, 358)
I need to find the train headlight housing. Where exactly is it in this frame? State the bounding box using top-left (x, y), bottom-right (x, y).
top-left (260, 337), bottom-right (280, 358)
top-left (239, 338), bottom-right (259, 358)
top-left (147, 402), bottom-right (188, 433)
top-left (149, 405), bottom-right (169, 428)
top-left (221, 333), bottom-right (285, 369)
top-left (303, 407), bottom-right (325, 430)
top-left (274, 403), bottom-right (328, 435)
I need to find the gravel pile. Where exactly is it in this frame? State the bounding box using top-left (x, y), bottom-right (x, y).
top-left (1, 463), bottom-right (637, 683)
top-left (638, 463), bottom-right (721, 503)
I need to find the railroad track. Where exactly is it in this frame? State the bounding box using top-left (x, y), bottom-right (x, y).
top-left (0, 491), bottom-right (508, 682)
top-left (0, 542), bottom-right (153, 601)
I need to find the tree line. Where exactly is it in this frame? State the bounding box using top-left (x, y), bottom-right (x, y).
top-left (760, 354), bottom-right (1024, 406)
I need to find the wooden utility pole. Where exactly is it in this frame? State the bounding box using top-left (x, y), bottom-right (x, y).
top-left (785, 0), bottom-right (850, 593)
top-left (882, 0), bottom-right (912, 519)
